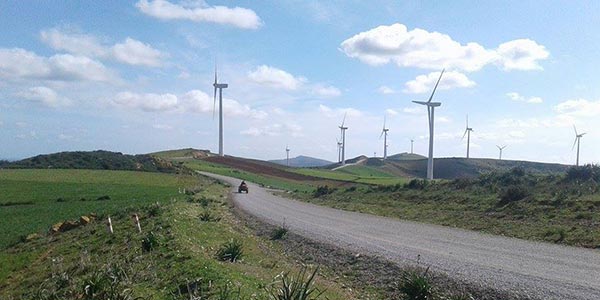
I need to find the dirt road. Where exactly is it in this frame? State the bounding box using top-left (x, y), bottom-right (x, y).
top-left (202, 172), bottom-right (600, 299)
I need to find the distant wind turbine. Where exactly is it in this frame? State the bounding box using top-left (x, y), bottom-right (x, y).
top-left (213, 65), bottom-right (228, 157)
top-left (336, 138), bottom-right (342, 163)
top-left (286, 145), bottom-right (290, 167)
top-left (462, 115), bottom-right (474, 158)
top-left (410, 138), bottom-right (414, 154)
top-left (339, 113), bottom-right (348, 165)
top-left (496, 145), bottom-right (507, 160)
top-left (412, 69), bottom-right (444, 180)
top-left (573, 125), bottom-right (586, 166)
top-left (380, 116), bottom-right (389, 160)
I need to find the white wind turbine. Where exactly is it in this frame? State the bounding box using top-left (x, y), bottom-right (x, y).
top-left (462, 115), bottom-right (474, 158)
top-left (380, 116), bottom-right (389, 160)
top-left (573, 125), bottom-right (586, 166)
top-left (412, 69), bottom-right (444, 180)
top-left (336, 138), bottom-right (343, 163)
top-left (410, 138), bottom-right (414, 154)
top-left (286, 145), bottom-right (290, 167)
top-left (338, 113), bottom-right (348, 165)
top-left (497, 145), bottom-right (507, 160)
top-left (213, 65), bottom-right (228, 157)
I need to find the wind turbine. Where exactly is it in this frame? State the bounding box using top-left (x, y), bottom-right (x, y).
top-left (336, 138), bottom-right (342, 163)
top-left (339, 113), bottom-right (348, 165)
top-left (462, 115), bottom-right (474, 158)
top-left (573, 125), bottom-right (586, 166)
top-left (412, 69), bottom-right (444, 180)
top-left (410, 138), bottom-right (414, 154)
top-left (380, 116), bottom-right (389, 160)
top-left (496, 145), bottom-right (507, 160)
top-left (286, 145), bottom-right (290, 167)
top-left (213, 65), bottom-right (228, 157)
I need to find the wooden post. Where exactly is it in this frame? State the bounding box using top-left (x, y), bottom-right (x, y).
top-left (132, 214), bottom-right (142, 233)
top-left (107, 216), bottom-right (113, 234)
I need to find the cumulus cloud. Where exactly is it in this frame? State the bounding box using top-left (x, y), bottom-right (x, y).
top-left (136, 0), bottom-right (262, 30)
top-left (312, 85), bottom-right (341, 97)
top-left (318, 104), bottom-right (362, 118)
top-left (0, 48), bottom-right (115, 82)
top-left (385, 109), bottom-right (398, 115)
top-left (378, 85), bottom-right (396, 94)
top-left (15, 86), bottom-right (71, 107)
top-left (40, 28), bottom-right (166, 67)
top-left (506, 92), bottom-right (543, 104)
top-left (248, 65), bottom-right (306, 90)
top-left (240, 123), bottom-right (303, 137)
top-left (110, 89), bottom-right (267, 119)
top-left (404, 70), bottom-right (475, 94)
top-left (340, 23), bottom-right (549, 72)
top-left (554, 98), bottom-right (600, 117)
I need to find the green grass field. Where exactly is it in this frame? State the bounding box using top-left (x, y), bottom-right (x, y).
top-left (292, 165), bottom-right (409, 186)
top-left (0, 169), bottom-right (196, 249)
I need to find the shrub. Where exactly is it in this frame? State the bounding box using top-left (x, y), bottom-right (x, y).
top-left (199, 210), bottom-right (220, 222)
top-left (345, 186), bottom-right (357, 192)
top-left (96, 195), bottom-right (111, 201)
top-left (270, 226), bottom-right (288, 240)
top-left (544, 227), bottom-right (567, 243)
top-left (215, 282), bottom-right (244, 300)
top-left (266, 266), bottom-right (324, 300)
top-left (141, 232), bottom-right (159, 252)
top-left (406, 179), bottom-right (428, 190)
top-left (313, 186), bottom-right (334, 198)
top-left (498, 185), bottom-right (530, 206)
top-left (399, 269), bottom-right (433, 300)
top-left (147, 203), bottom-right (161, 217)
top-left (216, 239), bottom-right (244, 262)
top-left (565, 164), bottom-right (600, 182)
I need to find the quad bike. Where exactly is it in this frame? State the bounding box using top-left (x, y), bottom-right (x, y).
top-left (238, 182), bottom-right (249, 193)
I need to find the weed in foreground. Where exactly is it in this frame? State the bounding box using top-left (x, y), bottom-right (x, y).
top-left (270, 226), bottom-right (288, 240)
top-left (141, 231), bottom-right (159, 252)
top-left (266, 266), bottom-right (324, 300)
top-left (399, 268), bottom-right (433, 300)
top-left (216, 239), bottom-right (244, 262)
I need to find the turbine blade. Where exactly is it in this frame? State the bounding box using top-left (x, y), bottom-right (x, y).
top-left (427, 69), bottom-right (445, 103)
top-left (341, 112), bottom-right (347, 127)
top-left (466, 114), bottom-right (469, 128)
top-left (573, 124), bottom-right (578, 136)
top-left (213, 86), bottom-right (217, 120)
top-left (581, 132), bottom-right (587, 136)
top-left (383, 115), bottom-right (386, 130)
top-left (572, 137), bottom-right (578, 150)
top-left (496, 145), bottom-right (501, 150)
top-left (462, 129), bottom-right (467, 140)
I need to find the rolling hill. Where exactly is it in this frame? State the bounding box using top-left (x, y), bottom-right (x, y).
top-left (269, 155), bottom-right (333, 167)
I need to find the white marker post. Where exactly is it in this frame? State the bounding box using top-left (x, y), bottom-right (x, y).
top-left (132, 214), bottom-right (142, 233)
top-left (107, 216), bottom-right (114, 234)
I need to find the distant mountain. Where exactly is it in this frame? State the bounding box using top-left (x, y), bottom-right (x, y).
top-left (387, 152), bottom-right (427, 161)
top-left (4, 150), bottom-right (179, 173)
top-left (269, 155), bottom-right (333, 168)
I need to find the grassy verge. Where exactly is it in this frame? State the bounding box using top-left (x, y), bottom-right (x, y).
top-left (0, 169), bottom-right (354, 299)
top-left (294, 168), bottom-right (600, 248)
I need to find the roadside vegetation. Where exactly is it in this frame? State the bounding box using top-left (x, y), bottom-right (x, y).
top-left (297, 166), bottom-right (600, 248)
top-left (0, 168), bottom-right (352, 299)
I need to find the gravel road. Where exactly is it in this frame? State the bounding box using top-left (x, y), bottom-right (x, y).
top-left (202, 172), bottom-right (600, 299)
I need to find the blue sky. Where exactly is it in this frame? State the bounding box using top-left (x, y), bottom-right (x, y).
top-left (1, 1), bottom-right (600, 164)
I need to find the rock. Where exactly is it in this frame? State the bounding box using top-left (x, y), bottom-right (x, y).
top-left (79, 216), bottom-right (91, 225)
top-left (25, 233), bottom-right (40, 241)
top-left (51, 222), bottom-right (63, 233)
top-left (59, 221), bottom-right (79, 232)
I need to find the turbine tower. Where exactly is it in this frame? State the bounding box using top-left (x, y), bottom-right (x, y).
top-left (412, 69), bottom-right (444, 180)
top-left (286, 145), bottom-right (290, 167)
top-left (213, 65), bottom-right (228, 157)
top-left (410, 138), bottom-right (414, 154)
top-left (462, 115), bottom-right (474, 158)
top-left (573, 125), bottom-right (586, 166)
top-left (339, 113), bottom-right (348, 165)
top-left (380, 116), bottom-right (389, 160)
top-left (497, 145), bottom-right (507, 160)
top-left (336, 138), bottom-right (342, 163)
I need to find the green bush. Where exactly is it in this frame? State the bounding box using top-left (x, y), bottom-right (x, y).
top-left (313, 186), bottom-right (334, 198)
top-left (266, 266), bottom-right (324, 300)
top-left (142, 232), bottom-right (159, 252)
top-left (565, 164), bottom-right (600, 182)
top-left (498, 185), bottom-right (530, 206)
top-left (216, 239), bottom-right (244, 262)
top-left (398, 269), bottom-right (433, 300)
top-left (270, 226), bottom-right (288, 240)
top-left (406, 179), bottom-right (428, 190)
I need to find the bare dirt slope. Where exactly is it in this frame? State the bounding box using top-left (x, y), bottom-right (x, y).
top-left (202, 172), bottom-right (600, 300)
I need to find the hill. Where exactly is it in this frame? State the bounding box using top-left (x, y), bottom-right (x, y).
top-left (387, 152), bottom-right (427, 161)
top-left (269, 155), bottom-right (333, 167)
top-left (3, 150), bottom-right (179, 173)
top-left (150, 148), bottom-right (213, 159)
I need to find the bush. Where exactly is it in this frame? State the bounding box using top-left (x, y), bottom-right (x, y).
top-left (141, 232), bottom-right (159, 252)
top-left (216, 239), bottom-right (244, 262)
top-left (199, 210), bottom-right (220, 222)
top-left (270, 226), bottom-right (288, 240)
top-left (406, 179), bottom-right (428, 190)
top-left (566, 164), bottom-right (600, 182)
top-left (544, 227), bottom-right (567, 243)
top-left (313, 186), bottom-right (334, 198)
top-left (399, 269), bottom-right (433, 300)
top-left (147, 202), bottom-right (161, 217)
top-left (498, 185), bottom-right (530, 206)
top-left (266, 266), bottom-right (324, 300)
top-left (96, 195), bottom-right (111, 201)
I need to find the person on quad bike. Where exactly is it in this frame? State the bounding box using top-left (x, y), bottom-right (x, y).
top-left (238, 181), bottom-right (249, 193)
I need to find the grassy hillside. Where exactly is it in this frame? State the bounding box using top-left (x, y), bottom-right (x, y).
top-left (0, 169), bottom-right (354, 299)
top-left (295, 166), bottom-right (600, 248)
top-left (269, 156), bottom-right (333, 168)
top-left (4, 150), bottom-right (179, 173)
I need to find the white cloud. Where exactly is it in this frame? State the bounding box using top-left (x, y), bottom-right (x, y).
top-left (136, 0), bottom-right (262, 30)
top-left (404, 70), bottom-right (475, 94)
top-left (506, 92), bottom-right (543, 104)
top-left (111, 38), bottom-right (164, 67)
top-left (496, 39), bottom-right (549, 71)
top-left (0, 48), bottom-right (115, 82)
top-left (58, 133), bottom-right (73, 140)
top-left (340, 23), bottom-right (549, 72)
top-left (240, 123), bottom-right (303, 137)
top-left (385, 109), bottom-right (398, 115)
top-left (378, 85), bottom-right (396, 94)
top-left (312, 85), bottom-right (341, 97)
top-left (41, 28), bottom-right (166, 67)
top-left (554, 98), bottom-right (600, 117)
top-left (15, 86), bottom-right (71, 107)
top-left (111, 89), bottom-right (267, 119)
top-left (318, 104), bottom-right (362, 118)
top-left (152, 124), bottom-right (173, 130)
top-left (248, 65), bottom-right (306, 90)
top-left (402, 106), bottom-right (425, 114)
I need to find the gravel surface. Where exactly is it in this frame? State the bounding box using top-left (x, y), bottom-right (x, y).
top-left (202, 172), bottom-right (600, 299)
